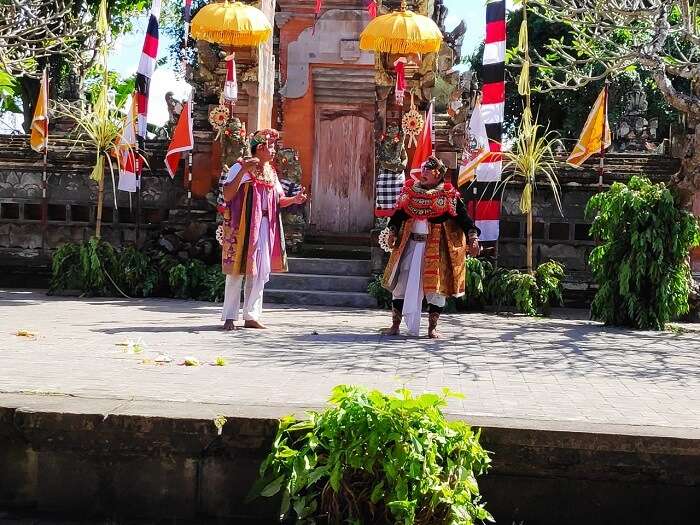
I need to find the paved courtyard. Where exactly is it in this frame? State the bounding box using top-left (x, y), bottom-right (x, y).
top-left (1, 289), bottom-right (699, 438)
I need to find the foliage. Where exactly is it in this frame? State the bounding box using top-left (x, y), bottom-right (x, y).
top-left (199, 265), bottom-right (227, 303)
top-left (161, 0), bottom-right (208, 74)
top-left (535, 261), bottom-right (565, 315)
top-left (50, 240), bottom-right (227, 303)
top-left (251, 385), bottom-right (492, 525)
top-left (49, 242), bottom-right (84, 293)
top-left (84, 65), bottom-right (135, 108)
top-left (118, 246), bottom-right (159, 298)
top-left (478, 259), bottom-right (565, 316)
top-left (367, 274), bottom-right (393, 309)
top-left (50, 238), bottom-right (119, 296)
top-left (168, 259), bottom-right (209, 299)
top-left (586, 176), bottom-right (700, 330)
top-left (0, 69), bottom-right (21, 114)
top-left (526, 0), bottom-right (700, 190)
top-left (467, 8), bottom-right (678, 139)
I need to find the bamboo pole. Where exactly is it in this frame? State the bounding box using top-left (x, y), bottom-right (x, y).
top-left (41, 144), bottom-right (48, 251)
top-left (96, 167), bottom-right (105, 239)
top-left (523, 0), bottom-right (534, 274)
top-left (598, 80), bottom-right (610, 191)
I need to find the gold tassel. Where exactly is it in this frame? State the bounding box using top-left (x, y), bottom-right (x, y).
top-left (518, 60), bottom-right (530, 96)
top-left (520, 182), bottom-right (532, 214)
top-left (519, 20), bottom-right (528, 52)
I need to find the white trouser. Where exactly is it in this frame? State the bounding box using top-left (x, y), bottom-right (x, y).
top-left (221, 217), bottom-right (271, 322)
top-left (392, 220), bottom-right (445, 336)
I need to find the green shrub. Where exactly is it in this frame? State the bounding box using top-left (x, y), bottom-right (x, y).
top-left (49, 242), bottom-right (83, 293)
top-left (168, 259), bottom-right (209, 299)
top-left (50, 238), bottom-right (119, 296)
top-left (251, 385), bottom-right (491, 525)
top-left (368, 274), bottom-right (393, 309)
top-left (535, 261), bottom-right (565, 315)
top-left (483, 261), bottom-right (564, 316)
top-left (118, 246), bottom-right (159, 297)
top-left (586, 176), bottom-right (700, 330)
top-left (199, 265), bottom-right (226, 303)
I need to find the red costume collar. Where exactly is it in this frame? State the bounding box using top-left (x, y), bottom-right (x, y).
top-left (396, 179), bottom-right (459, 219)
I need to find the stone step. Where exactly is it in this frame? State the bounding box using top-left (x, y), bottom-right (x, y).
top-left (287, 257), bottom-right (372, 276)
top-left (269, 273), bottom-right (370, 293)
top-left (296, 243), bottom-right (371, 260)
top-left (265, 289), bottom-right (377, 309)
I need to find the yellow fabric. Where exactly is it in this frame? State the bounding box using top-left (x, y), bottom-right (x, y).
top-left (359, 9), bottom-right (443, 54)
top-left (222, 184), bottom-right (251, 276)
top-left (191, 1), bottom-right (272, 47)
top-left (383, 219), bottom-right (467, 298)
top-left (567, 87), bottom-right (611, 167)
top-left (30, 70), bottom-right (49, 153)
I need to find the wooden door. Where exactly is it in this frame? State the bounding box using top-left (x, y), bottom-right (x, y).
top-left (311, 106), bottom-right (375, 233)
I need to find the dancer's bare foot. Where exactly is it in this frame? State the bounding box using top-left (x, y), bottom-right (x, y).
top-left (222, 320), bottom-right (238, 331)
top-left (428, 329), bottom-right (442, 339)
top-left (244, 320), bottom-right (267, 329)
top-left (381, 325), bottom-right (400, 336)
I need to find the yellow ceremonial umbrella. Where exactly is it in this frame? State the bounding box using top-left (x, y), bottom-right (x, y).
top-left (359, 0), bottom-right (443, 55)
top-left (191, 0), bottom-right (272, 47)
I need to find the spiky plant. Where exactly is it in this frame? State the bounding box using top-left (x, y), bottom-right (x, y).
top-left (56, 0), bottom-right (137, 238)
top-left (501, 0), bottom-right (563, 273)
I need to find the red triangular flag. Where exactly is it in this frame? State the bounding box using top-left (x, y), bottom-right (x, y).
top-left (409, 101), bottom-right (434, 180)
top-left (367, 0), bottom-right (378, 18)
top-left (165, 98), bottom-right (193, 179)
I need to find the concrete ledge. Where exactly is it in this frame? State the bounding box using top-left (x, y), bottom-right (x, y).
top-left (1, 394), bottom-right (699, 524)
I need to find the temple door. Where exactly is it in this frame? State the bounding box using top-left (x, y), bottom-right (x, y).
top-left (311, 105), bottom-right (375, 233)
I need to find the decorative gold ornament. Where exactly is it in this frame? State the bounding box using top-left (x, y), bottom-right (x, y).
top-left (402, 94), bottom-right (424, 148)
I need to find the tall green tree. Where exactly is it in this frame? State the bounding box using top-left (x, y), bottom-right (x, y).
top-left (468, 8), bottom-right (678, 145)
top-left (528, 0), bottom-right (699, 196)
top-left (1, 0), bottom-right (148, 131)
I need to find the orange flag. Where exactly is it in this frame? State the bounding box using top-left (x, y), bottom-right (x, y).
top-left (567, 87), bottom-right (611, 167)
top-left (409, 101), bottom-right (434, 180)
top-left (165, 98), bottom-right (194, 179)
top-left (30, 69), bottom-right (49, 153)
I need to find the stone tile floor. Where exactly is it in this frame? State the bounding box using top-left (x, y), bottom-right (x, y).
top-left (1, 289), bottom-right (699, 438)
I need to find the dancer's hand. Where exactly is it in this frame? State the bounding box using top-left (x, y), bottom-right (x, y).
top-left (293, 187), bottom-right (308, 204)
top-left (387, 231), bottom-right (397, 249)
top-left (468, 236), bottom-right (481, 257)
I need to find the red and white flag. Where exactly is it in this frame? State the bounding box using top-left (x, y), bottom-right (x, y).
top-left (116, 96), bottom-right (139, 193)
top-left (458, 102), bottom-right (490, 187)
top-left (409, 101), bottom-right (434, 180)
top-left (165, 98), bottom-right (194, 179)
top-left (223, 54), bottom-right (238, 103)
top-left (135, 0), bottom-right (162, 141)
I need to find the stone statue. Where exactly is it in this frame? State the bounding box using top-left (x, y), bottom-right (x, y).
top-left (377, 124), bottom-right (408, 173)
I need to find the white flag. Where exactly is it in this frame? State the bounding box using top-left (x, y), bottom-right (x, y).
top-left (458, 102), bottom-right (491, 187)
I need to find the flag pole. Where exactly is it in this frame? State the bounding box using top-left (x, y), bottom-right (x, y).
top-left (598, 79), bottom-right (610, 190)
top-left (40, 68), bottom-right (49, 252)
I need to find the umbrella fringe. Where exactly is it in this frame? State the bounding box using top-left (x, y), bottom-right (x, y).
top-left (359, 36), bottom-right (442, 54)
top-left (190, 29), bottom-right (272, 46)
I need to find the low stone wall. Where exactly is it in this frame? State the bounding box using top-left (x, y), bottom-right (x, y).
top-left (1, 398), bottom-right (697, 524)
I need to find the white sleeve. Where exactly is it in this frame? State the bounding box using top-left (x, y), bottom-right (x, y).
top-left (275, 180), bottom-right (284, 197)
top-left (223, 163), bottom-right (243, 185)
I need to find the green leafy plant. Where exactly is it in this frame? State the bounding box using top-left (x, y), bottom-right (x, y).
top-left (535, 260), bottom-right (565, 314)
top-left (49, 242), bottom-right (83, 293)
top-left (118, 246), bottom-right (158, 297)
top-left (251, 385), bottom-right (492, 525)
top-left (199, 265), bottom-right (226, 302)
top-left (367, 274), bottom-right (393, 309)
top-left (168, 259), bottom-right (209, 299)
top-left (586, 176), bottom-right (700, 330)
top-left (483, 261), bottom-right (564, 316)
